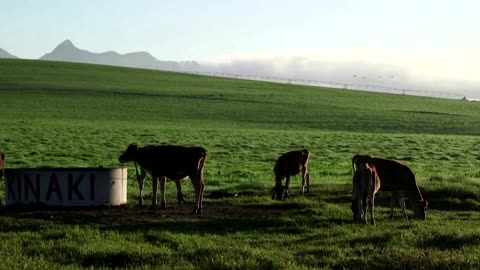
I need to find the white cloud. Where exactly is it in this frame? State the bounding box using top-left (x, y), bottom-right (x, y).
top-left (200, 49), bottom-right (480, 99)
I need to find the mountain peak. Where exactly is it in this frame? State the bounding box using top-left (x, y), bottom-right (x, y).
top-left (57, 39), bottom-right (76, 49)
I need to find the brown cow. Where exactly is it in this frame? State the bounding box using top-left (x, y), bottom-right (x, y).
top-left (272, 149), bottom-right (310, 200)
top-left (0, 151), bottom-right (4, 207)
top-left (118, 144), bottom-right (207, 214)
top-left (352, 162), bottom-right (381, 224)
top-left (351, 154), bottom-right (427, 221)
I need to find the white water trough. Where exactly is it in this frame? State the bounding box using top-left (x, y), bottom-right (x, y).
top-left (4, 167), bottom-right (127, 207)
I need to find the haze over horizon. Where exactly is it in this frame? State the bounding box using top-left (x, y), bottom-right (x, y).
top-left (1, 0), bottom-right (479, 99)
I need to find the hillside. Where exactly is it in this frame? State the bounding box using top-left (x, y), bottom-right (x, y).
top-left (1, 58), bottom-right (479, 136)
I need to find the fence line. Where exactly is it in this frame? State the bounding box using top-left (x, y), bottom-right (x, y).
top-left (182, 71), bottom-right (466, 100)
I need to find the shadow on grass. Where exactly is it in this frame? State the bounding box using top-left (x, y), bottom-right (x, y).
top-left (424, 188), bottom-right (480, 211)
top-left (417, 233), bottom-right (480, 250)
top-left (348, 233), bottom-right (394, 248)
top-left (317, 183), bottom-right (480, 212)
top-left (0, 200), bottom-right (303, 236)
top-left (77, 250), bottom-right (175, 269)
top-left (2, 183), bottom-right (479, 236)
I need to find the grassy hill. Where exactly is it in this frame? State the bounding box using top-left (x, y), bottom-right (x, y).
top-left (0, 59), bottom-right (479, 269)
top-left (1, 59), bottom-right (479, 134)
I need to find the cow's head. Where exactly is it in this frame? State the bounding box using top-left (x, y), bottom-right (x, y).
top-left (351, 169), bottom-right (364, 223)
top-left (351, 198), bottom-right (363, 223)
top-left (0, 152), bottom-right (4, 178)
top-left (118, 144), bottom-right (139, 163)
top-left (412, 200), bottom-right (428, 220)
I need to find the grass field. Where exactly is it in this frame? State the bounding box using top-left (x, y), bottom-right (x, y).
top-left (0, 58), bottom-right (480, 269)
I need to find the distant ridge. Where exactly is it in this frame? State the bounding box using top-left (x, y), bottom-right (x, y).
top-left (39, 39), bottom-right (200, 72)
top-left (0, 48), bottom-right (18, 59)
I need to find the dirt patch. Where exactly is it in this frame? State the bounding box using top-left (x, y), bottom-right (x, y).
top-left (0, 202), bottom-right (300, 226)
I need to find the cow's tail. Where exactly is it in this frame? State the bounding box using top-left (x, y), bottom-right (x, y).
top-left (352, 155), bottom-right (358, 174)
top-left (301, 149), bottom-right (310, 166)
top-left (0, 151), bottom-right (4, 179)
top-left (352, 155), bottom-right (373, 174)
top-left (303, 148), bottom-right (310, 157)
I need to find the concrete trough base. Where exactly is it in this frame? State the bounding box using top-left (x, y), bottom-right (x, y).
top-left (4, 167), bottom-right (127, 207)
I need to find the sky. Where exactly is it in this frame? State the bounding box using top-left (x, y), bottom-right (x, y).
top-left (1, 0), bottom-right (480, 98)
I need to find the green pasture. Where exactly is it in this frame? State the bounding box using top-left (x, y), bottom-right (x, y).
top-left (0, 59), bottom-right (479, 269)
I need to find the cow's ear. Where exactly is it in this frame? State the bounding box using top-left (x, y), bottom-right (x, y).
top-left (129, 144), bottom-right (139, 150)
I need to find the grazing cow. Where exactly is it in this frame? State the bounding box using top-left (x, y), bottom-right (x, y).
top-left (0, 151), bottom-right (4, 207)
top-left (272, 149), bottom-right (310, 200)
top-left (351, 155), bottom-right (428, 221)
top-left (352, 155), bottom-right (407, 219)
top-left (118, 144), bottom-right (207, 214)
top-left (352, 162), bottom-right (381, 224)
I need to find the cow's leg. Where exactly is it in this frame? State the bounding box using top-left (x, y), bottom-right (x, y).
top-left (362, 196), bottom-right (368, 224)
top-left (300, 167), bottom-right (307, 195)
top-left (137, 168), bottom-right (146, 206)
top-left (138, 178), bottom-right (145, 206)
top-left (274, 176), bottom-right (284, 200)
top-left (159, 176), bottom-right (167, 210)
top-left (305, 171), bottom-right (310, 193)
top-left (352, 194), bottom-right (363, 224)
top-left (284, 175), bottom-right (291, 198)
top-left (135, 164), bottom-right (147, 206)
top-left (197, 181), bottom-right (205, 214)
top-left (356, 198), bottom-right (363, 223)
top-left (151, 175), bottom-right (158, 208)
top-left (390, 192), bottom-right (396, 219)
top-left (175, 180), bottom-right (186, 204)
top-left (369, 194), bottom-right (375, 225)
top-left (399, 197), bottom-right (408, 220)
top-left (395, 190), bottom-right (408, 220)
top-left (190, 176), bottom-right (204, 214)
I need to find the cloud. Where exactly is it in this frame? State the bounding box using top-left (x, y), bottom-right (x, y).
top-left (198, 50), bottom-right (480, 99)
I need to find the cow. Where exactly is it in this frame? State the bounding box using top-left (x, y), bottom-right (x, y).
top-left (118, 144), bottom-right (207, 214)
top-left (351, 154), bottom-right (428, 221)
top-left (272, 149), bottom-right (310, 200)
top-left (352, 162), bottom-right (381, 224)
top-left (352, 155), bottom-right (407, 220)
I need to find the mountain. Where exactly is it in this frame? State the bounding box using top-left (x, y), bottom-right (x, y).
top-left (39, 39), bottom-right (200, 72)
top-left (0, 48), bottom-right (18, 58)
